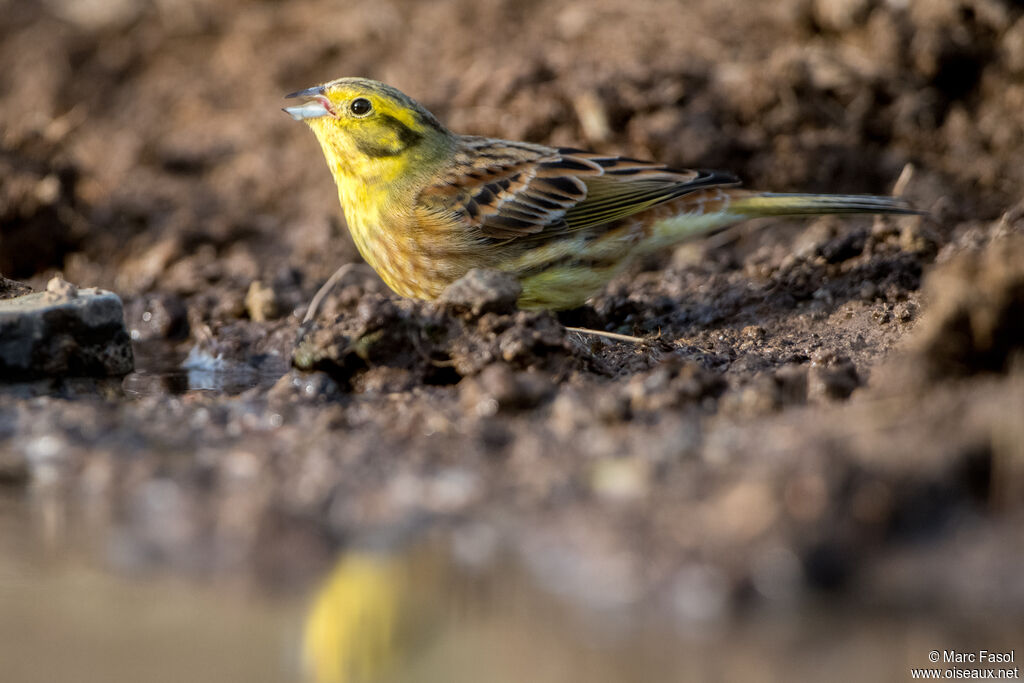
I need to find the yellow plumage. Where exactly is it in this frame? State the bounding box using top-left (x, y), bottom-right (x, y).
top-left (285, 78), bottom-right (919, 311)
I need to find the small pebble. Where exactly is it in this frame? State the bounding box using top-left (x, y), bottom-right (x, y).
top-left (245, 280), bottom-right (279, 322)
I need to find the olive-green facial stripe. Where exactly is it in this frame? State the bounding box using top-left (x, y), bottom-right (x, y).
top-left (353, 114), bottom-right (424, 158)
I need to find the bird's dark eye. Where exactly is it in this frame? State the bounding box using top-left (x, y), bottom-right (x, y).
top-left (350, 98), bottom-right (373, 116)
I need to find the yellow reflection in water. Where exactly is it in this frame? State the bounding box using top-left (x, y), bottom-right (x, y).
top-left (303, 553), bottom-right (405, 683)
top-left (300, 540), bottom-right (1024, 683)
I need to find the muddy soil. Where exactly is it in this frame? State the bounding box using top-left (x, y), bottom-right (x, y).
top-left (2, 0), bottom-right (1024, 673)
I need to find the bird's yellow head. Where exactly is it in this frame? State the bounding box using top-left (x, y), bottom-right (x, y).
top-left (284, 77), bottom-right (454, 184)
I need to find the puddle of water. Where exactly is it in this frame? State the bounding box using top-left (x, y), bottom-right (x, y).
top-left (2, 486), bottom-right (1021, 683)
top-left (0, 492), bottom-right (301, 683)
top-left (0, 563), bottom-right (303, 683)
top-left (299, 548), bottom-right (1024, 683)
top-left (0, 343), bottom-right (287, 399)
top-left (122, 342), bottom-right (288, 397)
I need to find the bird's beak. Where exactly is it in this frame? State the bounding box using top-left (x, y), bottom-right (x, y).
top-left (282, 86), bottom-right (332, 121)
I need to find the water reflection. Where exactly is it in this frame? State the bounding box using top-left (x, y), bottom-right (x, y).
top-left (0, 491), bottom-right (303, 683)
top-left (0, 376), bottom-right (126, 400)
top-left (2, 489), bottom-right (1022, 683)
top-left (122, 342), bottom-right (288, 397)
top-left (303, 553), bottom-right (411, 683)
top-left (300, 539), bottom-right (1024, 683)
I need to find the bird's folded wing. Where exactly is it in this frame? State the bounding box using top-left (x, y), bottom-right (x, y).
top-left (418, 139), bottom-right (739, 241)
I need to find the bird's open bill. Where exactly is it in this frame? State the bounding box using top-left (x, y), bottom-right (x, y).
top-left (283, 86), bottom-right (332, 121)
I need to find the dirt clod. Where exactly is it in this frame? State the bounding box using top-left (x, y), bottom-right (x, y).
top-left (438, 268), bottom-right (522, 317)
top-left (808, 351), bottom-right (861, 401)
top-left (913, 235), bottom-right (1024, 378)
top-left (460, 364), bottom-right (554, 415)
top-left (125, 293), bottom-right (190, 341)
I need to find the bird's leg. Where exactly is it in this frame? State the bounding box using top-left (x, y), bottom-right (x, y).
top-left (303, 262), bottom-right (361, 324)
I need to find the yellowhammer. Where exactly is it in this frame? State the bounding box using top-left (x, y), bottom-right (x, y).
top-left (285, 78), bottom-right (919, 311)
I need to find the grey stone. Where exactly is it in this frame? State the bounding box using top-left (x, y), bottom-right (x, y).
top-left (0, 279), bottom-right (134, 380)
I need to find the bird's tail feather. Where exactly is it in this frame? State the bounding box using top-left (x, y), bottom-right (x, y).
top-left (730, 192), bottom-right (923, 217)
top-left (637, 188), bottom-right (923, 259)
